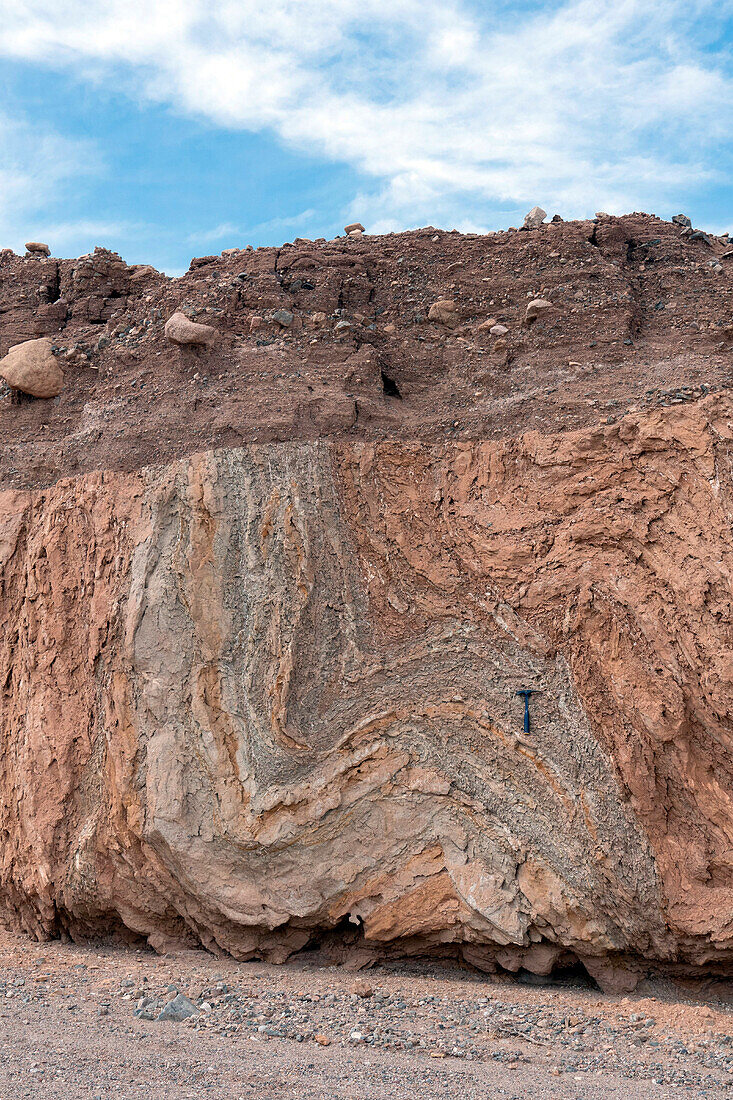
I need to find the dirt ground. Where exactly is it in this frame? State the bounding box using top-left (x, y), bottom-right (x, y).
top-left (0, 932), bottom-right (731, 1099)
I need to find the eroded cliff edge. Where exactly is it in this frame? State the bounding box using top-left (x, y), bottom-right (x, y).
top-left (1, 214), bottom-right (733, 991)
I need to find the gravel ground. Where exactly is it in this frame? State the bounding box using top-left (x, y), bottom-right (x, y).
top-left (0, 933), bottom-right (731, 1099)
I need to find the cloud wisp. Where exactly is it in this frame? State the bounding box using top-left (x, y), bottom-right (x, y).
top-left (187, 210), bottom-right (317, 244)
top-left (0, 0), bottom-right (731, 232)
top-left (0, 110), bottom-right (103, 249)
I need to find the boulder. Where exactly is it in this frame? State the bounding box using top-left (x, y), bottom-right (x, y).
top-left (672, 214), bottom-right (692, 229)
top-left (522, 207), bottom-right (546, 230)
top-left (272, 309), bottom-right (294, 328)
top-left (25, 242), bottom-right (50, 257)
top-left (156, 994), bottom-right (199, 1022)
top-left (525, 298), bottom-right (554, 324)
top-left (344, 222), bottom-right (365, 234)
top-left (489, 323), bottom-right (508, 336)
top-left (0, 338), bottom-right (63, 398)
top-left (478, 318), bottom-right (498, 332)
top-left (164, 312), bottom-right (217, 347)
top-left (428, 300), bottom-right (459, 327)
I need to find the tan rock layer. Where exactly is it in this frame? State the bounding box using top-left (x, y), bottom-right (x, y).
top-left (1, 396), bottom-right (733, 984)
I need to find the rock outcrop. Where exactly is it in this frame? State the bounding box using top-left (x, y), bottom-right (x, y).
top-left (1, 214), bottom-right (733, 988)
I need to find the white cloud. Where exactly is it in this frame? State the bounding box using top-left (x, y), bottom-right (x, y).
top-left (187, 209), bottom-right (317, 244)
top-left (29, 219), bottom-right (150, 245)
top-left (186, 222), bottom-right (242, 244)
top-left (0, 111), bottom-right (104, 252)
top-left (0, 0), bottom-right (731, 232)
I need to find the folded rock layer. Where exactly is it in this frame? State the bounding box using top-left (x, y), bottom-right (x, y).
top-left (1, 215), bottom-right (732, 989)
top-left (1, 397), bottom-right (733, 986)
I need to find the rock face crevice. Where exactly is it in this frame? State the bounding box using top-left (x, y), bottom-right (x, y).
top-left (2, 382), bottom-right (733, 987)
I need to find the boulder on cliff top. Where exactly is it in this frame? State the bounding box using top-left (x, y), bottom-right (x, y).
top-left (344, 222), bottom-right (365, 234)
top-left (522, 206), bottom-right (546, 229)
top-left (0, 337), bottom-right (63, 398)
top-left (25, 241), bottom-right (50, 256)
top-left (164, 312), bottom-right (217, 347)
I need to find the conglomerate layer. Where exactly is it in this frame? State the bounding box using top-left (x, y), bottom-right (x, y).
top-left (1, 213), bottom-right (732, 991)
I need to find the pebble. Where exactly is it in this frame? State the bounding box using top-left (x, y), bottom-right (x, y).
top-left (2, 951), bottom-right (733, 1095)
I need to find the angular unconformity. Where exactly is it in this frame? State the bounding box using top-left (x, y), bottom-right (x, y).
top-left (2, 396), bottom-right (733, 986)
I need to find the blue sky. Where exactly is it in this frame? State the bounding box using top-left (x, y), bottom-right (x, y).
top-left (0, 0), bottom-right (731, 274)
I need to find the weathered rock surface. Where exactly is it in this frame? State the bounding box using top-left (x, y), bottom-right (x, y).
top-left (0, 337), bottom-right (64, 397)
top-left (1, 214), bottom-right (733, 987)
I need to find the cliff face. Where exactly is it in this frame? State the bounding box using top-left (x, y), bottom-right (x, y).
top-left (3, 398), bottom-right (733, 988)
top-left (1, 214), bottom-right (732, 989)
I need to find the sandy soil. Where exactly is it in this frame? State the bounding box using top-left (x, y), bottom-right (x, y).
top-left (0, 932), bottom-right (731, 1099)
